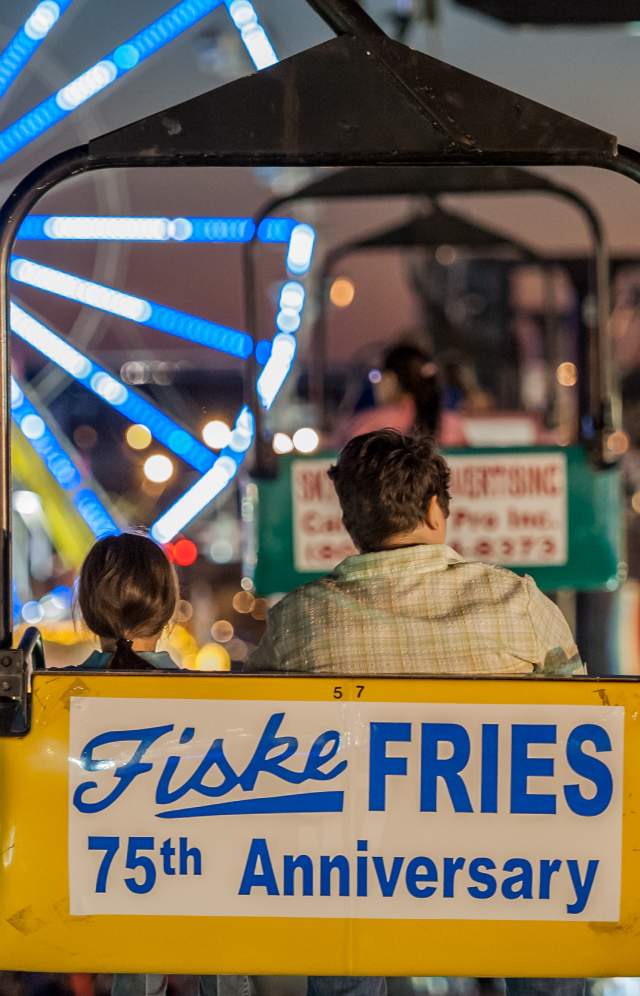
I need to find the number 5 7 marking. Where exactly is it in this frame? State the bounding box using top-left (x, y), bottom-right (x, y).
top-left (332, 685), bottom-right (365, 699)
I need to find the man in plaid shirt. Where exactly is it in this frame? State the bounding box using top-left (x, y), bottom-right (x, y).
top-left (250, 430), bottom-right (584, 996)
top-left (250, 430), bottom-right (583, 679)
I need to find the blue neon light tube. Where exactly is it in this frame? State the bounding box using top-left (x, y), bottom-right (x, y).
top-left (11, 303), bottom-right (216, 475)
top-left (11, 376), bottom-right (119, 539)
top-left (225, 0), bottom-right (278, 70)
top-left (0, 0), bottom-right (224, 164)
top-left (16, 216), bottom-right (296, 244)
top-left (0, 1), bottom-right (75, 101)
top-left (11, 257), bottom-right (253, 360)
top-left (151, 405), bottom-right (254, 543)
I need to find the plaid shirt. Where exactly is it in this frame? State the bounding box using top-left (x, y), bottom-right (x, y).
top-left (249, 544), bottom-right (583, 676)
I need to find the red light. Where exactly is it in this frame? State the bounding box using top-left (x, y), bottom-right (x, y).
top-left (168, 538), bottom-right (198, 567)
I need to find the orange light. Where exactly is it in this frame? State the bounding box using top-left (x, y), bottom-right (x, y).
top-left (252, 598), bottom-right (268, 621)
top-left (606, 431), bottom-right (630, 456)
top-left (556, 362), bottom-right (578, 387)
top-left (126, 424), bottom-right (151, 450)
top-left (211, 619), bottom-right (234, 643)
top-left (232, 590), bottom-right (255, 614)
top-left (329, 277), bottom-right (355, 308)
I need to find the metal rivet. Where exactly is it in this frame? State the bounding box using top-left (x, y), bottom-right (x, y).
top-left (1, 680), bottom-right (11, 691)
top-left (1, 656), bottom-right (11, 668)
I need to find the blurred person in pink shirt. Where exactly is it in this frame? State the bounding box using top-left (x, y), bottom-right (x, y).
top-left (336, 342), bottom-right (466, 448)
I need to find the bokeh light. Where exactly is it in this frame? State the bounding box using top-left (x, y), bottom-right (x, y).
top-left (233, 590), bottom-right (255, 614)
top-left (227, 638), bottom-right (249, 662)
top-left (211, 619), bottom-right (234, 643)
top-left (126, 423), bottom-right (152, 450)
top-left (73, 424), bottom-right (98, 450)
top-left (252, 598), bottom-right (268, 621)
top-left (13, 490), bottom-right (42, 517)
top-left (435, 244), bottom-right (457, 266)
top-left (632, 492), bottom-right (640, 514)
top-left (209, 538), bottom-right (234, 563)
top-left (202, 419), bottom-right (231, 449)
top-left (293, 427), bottom-right (319, 453)
top-left (273, 431), bottom-right (294, 454)
top-left (175, 599), bottom-right (193, 623)
top-left (556, 362), bottom-right (578, 387)
top-left (606, 431), bottom-right (630, 456)
top-left (194, 642), bottom-right (231, 671)
top-left (329, 276), bottom-right (355, 308)
top-left (22, 600), bottom-right (44, 624)
top-left (169, 538), bottom-right (198, 567)
top-left (143, 453), bottom-right (174, 483)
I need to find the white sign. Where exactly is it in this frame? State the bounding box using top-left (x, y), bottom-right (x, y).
top-left (447, 452), bottom-right (567, 566)
top-left (291, 452), bottom-right (567, 572)
top-left (69, 697), bottom-right (623, 921)
top-left (292, 460), bottom-right (356, 571)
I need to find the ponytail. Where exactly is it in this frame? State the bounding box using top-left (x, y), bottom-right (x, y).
top-left (382, 343), bottom-right (442, 437)
top-left (108, 637), bottom-right (157, 672)
top-left (413, 361), bottom-right (442, 436)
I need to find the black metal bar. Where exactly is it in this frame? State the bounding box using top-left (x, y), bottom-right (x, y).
top-left (607, 145), bottom-right (640, 185)
top-left (242, 235), bottom-right (268, 475)
top-left (548, 183), bottom-right (614, 446)
top-left (305, 0), bottom-right (387, 38)
top-left (0, 145), bottom-right (91, 649)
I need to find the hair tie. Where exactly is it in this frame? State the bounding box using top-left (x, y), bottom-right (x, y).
top-left (116, 637), bottom-right (133, 650)
top-left (420, 362), bottom-right (438, 379)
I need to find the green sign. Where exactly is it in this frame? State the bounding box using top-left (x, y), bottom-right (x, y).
top-left (249, 446), bottom-right (622, 596)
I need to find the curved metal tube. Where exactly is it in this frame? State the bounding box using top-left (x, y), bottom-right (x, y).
top-left (0, 146), bottom-right (93, 647)
top-left (18, 626), bottom-right (45, 674)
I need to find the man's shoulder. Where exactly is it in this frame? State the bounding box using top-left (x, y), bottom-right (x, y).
top-left (268, 576), bottom-right (335, 616)
top-left (454, 556), bottom-right (532, 589)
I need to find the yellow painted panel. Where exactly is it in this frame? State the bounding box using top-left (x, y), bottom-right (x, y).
top-left (0, 672), bottom-right (639, 977)
top-left (12, 429), bottom-right (94, 568)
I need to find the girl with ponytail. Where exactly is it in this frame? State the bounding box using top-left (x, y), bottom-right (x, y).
top-left (76, 532), bottom-right (178, 671)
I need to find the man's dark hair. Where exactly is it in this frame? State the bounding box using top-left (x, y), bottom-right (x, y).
top-left (328, 429), bottom-right (451, 553)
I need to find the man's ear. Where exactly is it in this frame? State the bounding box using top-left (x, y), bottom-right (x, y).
top-left (425, 495), bottom-right (442, 531)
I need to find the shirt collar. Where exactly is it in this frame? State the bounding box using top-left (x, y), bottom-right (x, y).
top-left (81, 649), bottom-right (177, 669)
top-left (333, 544), bottom-right (464, 581)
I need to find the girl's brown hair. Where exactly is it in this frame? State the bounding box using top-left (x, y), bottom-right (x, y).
top-left (78, 533), bottom-right (178, 671)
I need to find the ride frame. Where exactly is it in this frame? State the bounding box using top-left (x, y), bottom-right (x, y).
top-left (0, 0), bottom-right (638, 680)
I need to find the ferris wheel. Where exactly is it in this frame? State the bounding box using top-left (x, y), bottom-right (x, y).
top-left (0, 0), bottom-right (316, 615)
